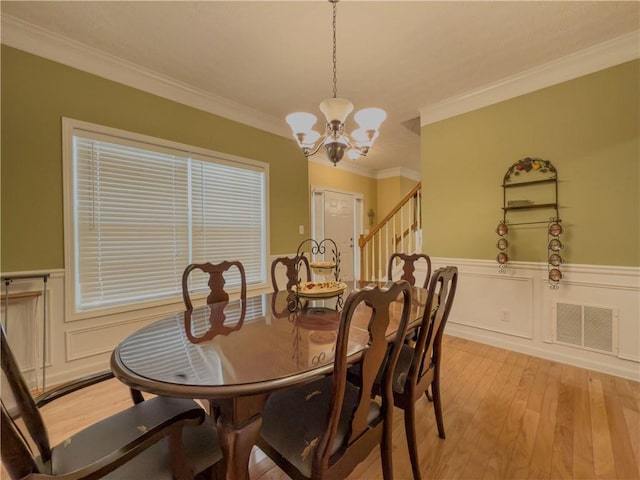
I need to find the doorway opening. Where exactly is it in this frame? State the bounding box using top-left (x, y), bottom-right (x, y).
top-left (311, 186), bottom-right (363, 281)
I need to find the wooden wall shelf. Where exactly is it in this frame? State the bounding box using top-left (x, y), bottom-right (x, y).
top-left (502, 203), bottom-right (558, 212)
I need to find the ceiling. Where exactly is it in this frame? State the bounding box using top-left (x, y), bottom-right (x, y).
top-left (2, 1), bottom-right (639, 175)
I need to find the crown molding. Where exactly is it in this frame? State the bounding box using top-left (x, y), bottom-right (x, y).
top-left (0, 13), bottom-right (290, 139)
top-left (420, 30), bottom-right (640, 126)
top-left (376, 167), bottom-right (421, 181)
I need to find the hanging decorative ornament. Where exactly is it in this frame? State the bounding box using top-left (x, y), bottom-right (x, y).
top-left (549, 253), bottom-right (563, 267)
top-left (496, 221), bottom-right (509, 273)
top-left (496, 222), bottom-right (509, 236)
top-left (547, 218), bottom-right (564, 289)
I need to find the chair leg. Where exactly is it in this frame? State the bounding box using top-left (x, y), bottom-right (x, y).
top-left (425, 386), bottom-right (433, 402)
top-left (404, 404), bottom-right (422, 480)
top-left (380, 418), bottom-right (393, 480)
top-left (380, 422), bottom-right (394, 480)
top-left (130, 388), bottom-right (144, 404)
top-left (432, 379), bottom-right (446, 439)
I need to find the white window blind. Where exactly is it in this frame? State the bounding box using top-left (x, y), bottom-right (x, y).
top-left (71, 127), bottom-right (267, 313)
top-left (191, 155), bottom-right (265, 287)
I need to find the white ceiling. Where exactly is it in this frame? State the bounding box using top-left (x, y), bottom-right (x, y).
top-left (2, 1), bottom-right (639, 175)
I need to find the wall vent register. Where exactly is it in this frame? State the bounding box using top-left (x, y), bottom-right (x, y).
top-left (554, 302), bottom-right (616, 355)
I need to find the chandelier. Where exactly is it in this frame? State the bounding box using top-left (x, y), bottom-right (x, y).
top-left (285, 0), bottom-right (386, 166)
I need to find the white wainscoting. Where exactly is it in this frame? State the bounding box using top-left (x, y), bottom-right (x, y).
top-left (4, 257), bottom-right (638, 389)
top-left (421, 258), bottom-right (640, 381)
top-left (1, 274), bottom-right (52, 389)
top-left (2, 259), bottom-right (281, 389)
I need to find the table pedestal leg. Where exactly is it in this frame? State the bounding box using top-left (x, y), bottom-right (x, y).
top-left (215, 394), bottom-right (268, 480)
top-left (217, 414), bottom-right (262, 480)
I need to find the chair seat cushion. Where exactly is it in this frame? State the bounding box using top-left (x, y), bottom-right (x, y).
top-left (259, 375), bottom-right (380, 478)
top-left (50, 396), bottom-right (221, 479)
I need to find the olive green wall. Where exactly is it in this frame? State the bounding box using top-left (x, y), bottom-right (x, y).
top-left (401, 177), bottom-right (419, 198)
top-left (377, 176), bottom-right (419, 220)
top-left (422, 60), bottom-right (639, 266)
top-left (1, 46), bottom-right (308, 272)
top-left (377, 177), bottom-right (401, 220)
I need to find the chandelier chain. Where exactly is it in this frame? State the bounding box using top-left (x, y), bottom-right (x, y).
top-left (332, 0), bottom-right (337, 98)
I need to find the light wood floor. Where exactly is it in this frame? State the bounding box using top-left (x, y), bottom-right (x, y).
top-left (11, 336), bottom-right (640, 479)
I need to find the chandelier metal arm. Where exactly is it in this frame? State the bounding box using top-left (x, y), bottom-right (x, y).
top-left (301, 136), bottom-right (327, 158)
top-left (300, 131), bottom-right (370, 160)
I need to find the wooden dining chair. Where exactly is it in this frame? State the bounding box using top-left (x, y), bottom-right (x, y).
top-left (391, 265), bottom-right (458, 480)
top-left (181, 261), bottom-right (247, 344)
top-left (271, 255), bottom-right (311, 292)
top-left (182, 260), bottom-right (247, 310)
top-left (257, 280), bottom-right (412, 480)
top-left (0, 326), bottom-right (223, 480)
top-left (387, 252), bottom-right (432, 289)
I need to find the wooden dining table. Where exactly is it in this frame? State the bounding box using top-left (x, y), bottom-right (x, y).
top-left (110, 281), bottom-right (427, 480)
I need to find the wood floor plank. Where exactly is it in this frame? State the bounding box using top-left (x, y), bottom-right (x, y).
top-left (573, 369), bottom-right (595, 479)
top-left (481, 360), bottom-right (526, 480)
top-left (527, 361), bottom-right (562, 480)
top-left (616, 375), bottom-right (640, 413)
top-left (433, 352), bottom-right (505, 479)
top-left (502, 357), bottom-right (551, 480)
top-left (456, 356), bottom-right (515, 479)
top-left (589, 375), bottom-right (617, 479)
top-left (505, 407), bottom-right (540, 479)
top-left (480, 355), bottom-right (538, 480)
top-left (408, 341), bottom-right (477, 477)
top-left (8, 335), bottom-right (639, 480)
top-left (550, 366), bottom-right (576, 479)
top-left (599, 373), bottom-right (640, 480)
top-left (622, 406), bottom-right (640, 477)
top-left (526, 358), bottom-right (551, 414)
top-left (419, 342), bottom-right (496, 478)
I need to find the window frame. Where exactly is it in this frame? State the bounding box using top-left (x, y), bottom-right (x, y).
top-left (62, 117), bottom-right (270, 321)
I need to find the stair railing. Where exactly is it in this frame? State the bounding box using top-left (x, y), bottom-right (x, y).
top-left (358, 182), bottom-right (422, 282)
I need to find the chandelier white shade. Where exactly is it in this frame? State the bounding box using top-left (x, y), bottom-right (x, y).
top-left (286, 0), bottom-right (386, 166)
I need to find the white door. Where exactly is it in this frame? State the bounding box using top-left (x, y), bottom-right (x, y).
top-left (324, 191), bottom-right (355, 281)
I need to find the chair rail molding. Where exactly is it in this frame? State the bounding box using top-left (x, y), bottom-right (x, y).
top-left (4, 259), bottom-right (638, 387)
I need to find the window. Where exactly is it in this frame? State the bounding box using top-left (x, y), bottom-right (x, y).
top-left (63, 119), bottom-right (268, 318)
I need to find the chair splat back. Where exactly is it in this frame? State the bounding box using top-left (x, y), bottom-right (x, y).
top-left (387, 253), bottom-right (432, 289)
top-left (182, 260), bottom-right (247, 344)
top-left (338, 282), bottom-right (412, 444)
top-left (271, 255), bottom-right (311, 292)
top-left (181, 260), bottom-right (247, 310)
top-left (410, 266), bottom-right (458, 385)
top-left (258, 280), bottom-right (412, 480)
